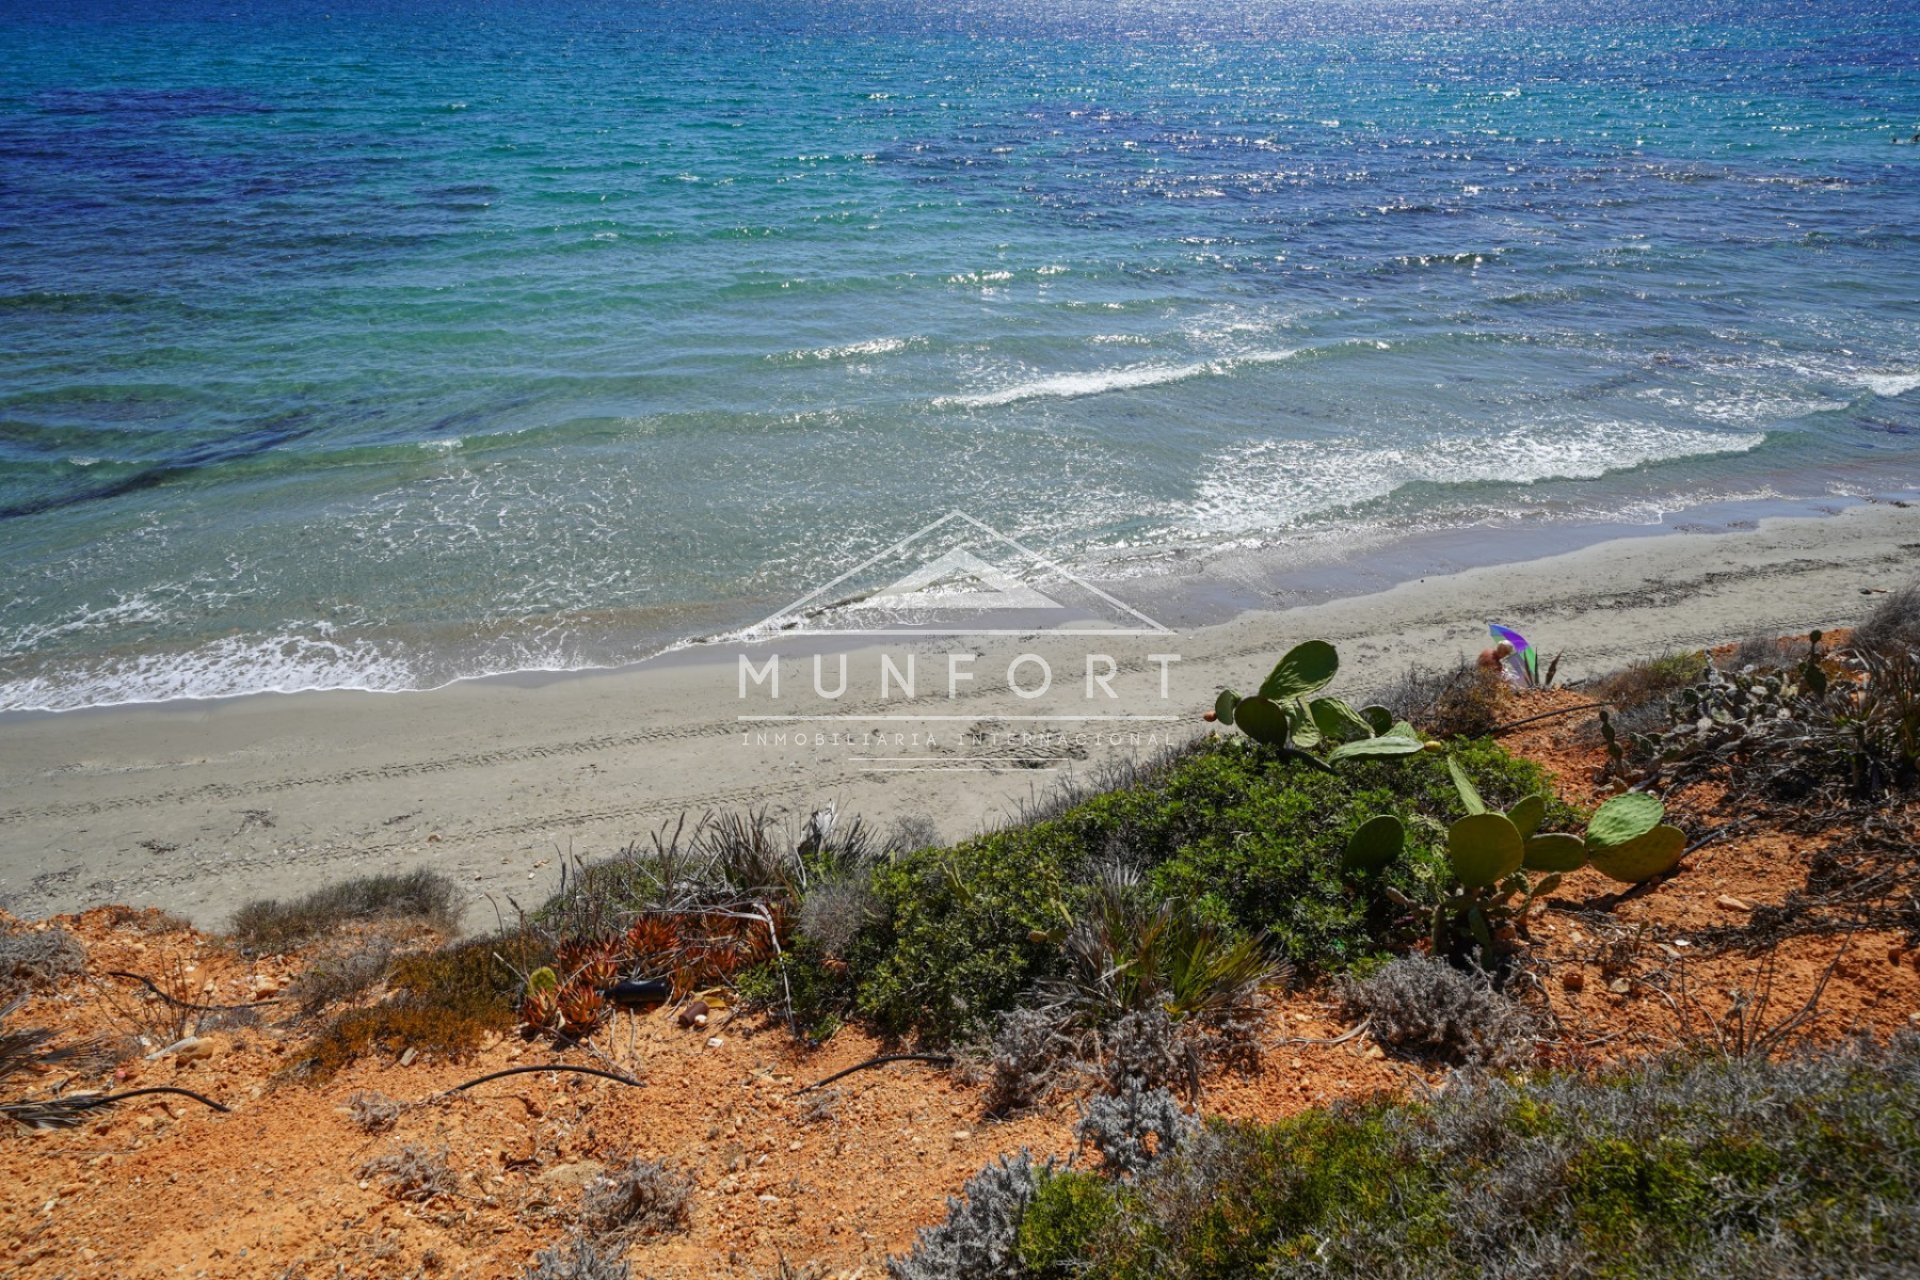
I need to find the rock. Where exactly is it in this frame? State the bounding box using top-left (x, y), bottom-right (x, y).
top-left (535, 1161), bottom-right (605, 1189)
top-left (1363, 1045), bottom-right (1386, 1061)
top-left (172, 1038), bottom-right (217, 1064)
top-left (1608, 978), bottom-right (1632, 995)
top-left (1717, 894), bottom-right (1753, 912)
top-left (398, 1047), bottom-right (417, 1067)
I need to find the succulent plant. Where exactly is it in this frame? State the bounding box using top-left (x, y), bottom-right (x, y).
top-left (1340, 813), bottom-right (1406, 874)
top-left (1213, 640), bottom-right (1425, 768)
top-left (558, 983), bottom-right (606, 1034)
top-left (521, 985), bottom-right (560, 1033)
top-left (1447, 812), bottom-right (1526, 888)
top-left (1347, 756), bottom-right (1685, 962)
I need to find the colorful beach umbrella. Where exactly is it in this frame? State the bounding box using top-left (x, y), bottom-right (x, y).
top-left (1489, 623), bottom-right (1539, 685)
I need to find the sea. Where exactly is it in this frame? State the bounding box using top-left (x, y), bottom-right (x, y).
top-left (3, 0), bottom-right (1918, 712)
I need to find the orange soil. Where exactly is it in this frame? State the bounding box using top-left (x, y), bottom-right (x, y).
top-left (4, 688), bottom-right (1917, 1280)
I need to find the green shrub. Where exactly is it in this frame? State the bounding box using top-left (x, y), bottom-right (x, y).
top-left (1016, 1170), bottom-right (1122, 1279)
top-left (847, 738), bottom-right (1567, 1042)
top-left (1022, 1037), bottom-right (1920, 1279)
top-left (854, 822), bottom-right (1089, 1041)
top-left (736, 936), bottom-right (851, 1042)
top-left (1145, 738), bottom-right (1571, 971)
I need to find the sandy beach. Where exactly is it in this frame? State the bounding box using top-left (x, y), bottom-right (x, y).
top-left (3, 499), bottom-right (1915, 929)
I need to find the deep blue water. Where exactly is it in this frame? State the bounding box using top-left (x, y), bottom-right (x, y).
top-left (3, 0), bottom-right (1918, 710)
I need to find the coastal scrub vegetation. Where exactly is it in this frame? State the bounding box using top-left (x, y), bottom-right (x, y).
top-left (283, 638), bottom-right (1582, 1082)
top-left (1600, 589), bottom-right (1920, 805)
top-left (230, 868), bottom-right (460, 953)
top-left (832, 735), bottom-right (1567, 1043)
top-left (0, 919), bottom-right (87, 1001)
top-left (893, 1035), bottom-right (1920, 1280)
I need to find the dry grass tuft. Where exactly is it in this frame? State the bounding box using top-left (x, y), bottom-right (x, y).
top-left (230, 869), bottom-right (459, 953)
top-left (1372, 660), bottom-right (1505, 740)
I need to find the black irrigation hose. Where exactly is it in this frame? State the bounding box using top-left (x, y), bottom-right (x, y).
top-left (106, 971), bottom-right (285, 1013)
top-left (431, 1064), bottom-right (645, 1101)
top-left (794, 1052), bottom-right (954, 1095)
top-left (1489, 701), bottom-right (1614, 734)
top-left (50, 1086), bottom-right (230, 1115)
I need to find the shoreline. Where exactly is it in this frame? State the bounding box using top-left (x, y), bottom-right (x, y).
top-left (1, 498), bottom-right (1915, 928)
top-left (7, 482), bottom-right (1916, 726)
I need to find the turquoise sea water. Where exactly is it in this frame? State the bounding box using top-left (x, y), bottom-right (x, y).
top-left (2, 0), bottom-right (1918, 711)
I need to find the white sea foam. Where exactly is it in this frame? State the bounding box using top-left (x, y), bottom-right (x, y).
top-left (783, 336), bottom-right (917, 362)
top-left (1185, 422), bottom-right (1765, 537)
top-left (0, 630), bottom-right (422, 714)
top-left (0, 622), bottom-right (656, 715)
top-left (939, 349), bottom-right (1297, 409)
top-left (1642, 387), bottom-right (1849, 426)
top-left (1862, 371), bottom-right (1920, 398)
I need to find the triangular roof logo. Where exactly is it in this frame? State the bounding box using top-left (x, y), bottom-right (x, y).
top-left (868, 548), bottom-right (1066, 613)
top-left (741, 510), bottom-right (1171, 638)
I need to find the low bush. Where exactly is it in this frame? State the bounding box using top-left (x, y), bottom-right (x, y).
top-left (1075, 1083), bottom-right (1195, 1179)
top-left (1015, 1169), bottom-right (1120, 1280)
top-left (359, 1142), bottom-right (457, 1202)
top-left (888, 1151), bottom-right (1048, 1280)
top-left (522, 1234), bottom-right (630, 1280)
top-left (581, 1157), bottom-right (694, 1240)
top-left (1098, 1007), bottom-right (1186, 1096)
top-left (1373, 660), bottom-right (1505, 740)
top-left (795, 876), bottom-right (876, 962)
top-left (985, 1006), bottom-right (1076, 1115)
top-left (1143, 739), bottom-right (1568, 973)
top-left (1853, 578), bottom-right (1920, 658)
top-left (855, 821), bottom-right (1092, 1041)
top-left (1045, 873), bottom-right (1275, 1034)
top-left (900, 1035), bottom-right (1920, 1279)
top-left (346, 1090), bottom-right (402, 1134)
top-left (1338, 955), bottom-right (1537, 1068)
top-left (1586, 649), bottom-right (1710, 740)
top-left (850, 738), bottom-right (1565, 1042)
top-left (1620, 631), bottom-right (1920, 803)
top-left (303, 936), bottom-right (534, 1080)
top-left (291, 938), bottom-right (398, 1016)
top-left (0, 923), bottom-right (86, 1000)
top-left (230, 869), bottom-right (459, 953)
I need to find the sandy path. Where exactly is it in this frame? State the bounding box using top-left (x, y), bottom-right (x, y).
top-left (2, 500), bottom-right (1914, 927)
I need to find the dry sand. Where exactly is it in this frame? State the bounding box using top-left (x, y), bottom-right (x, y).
top-left (3, 500), bottom-right (1915, 928)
